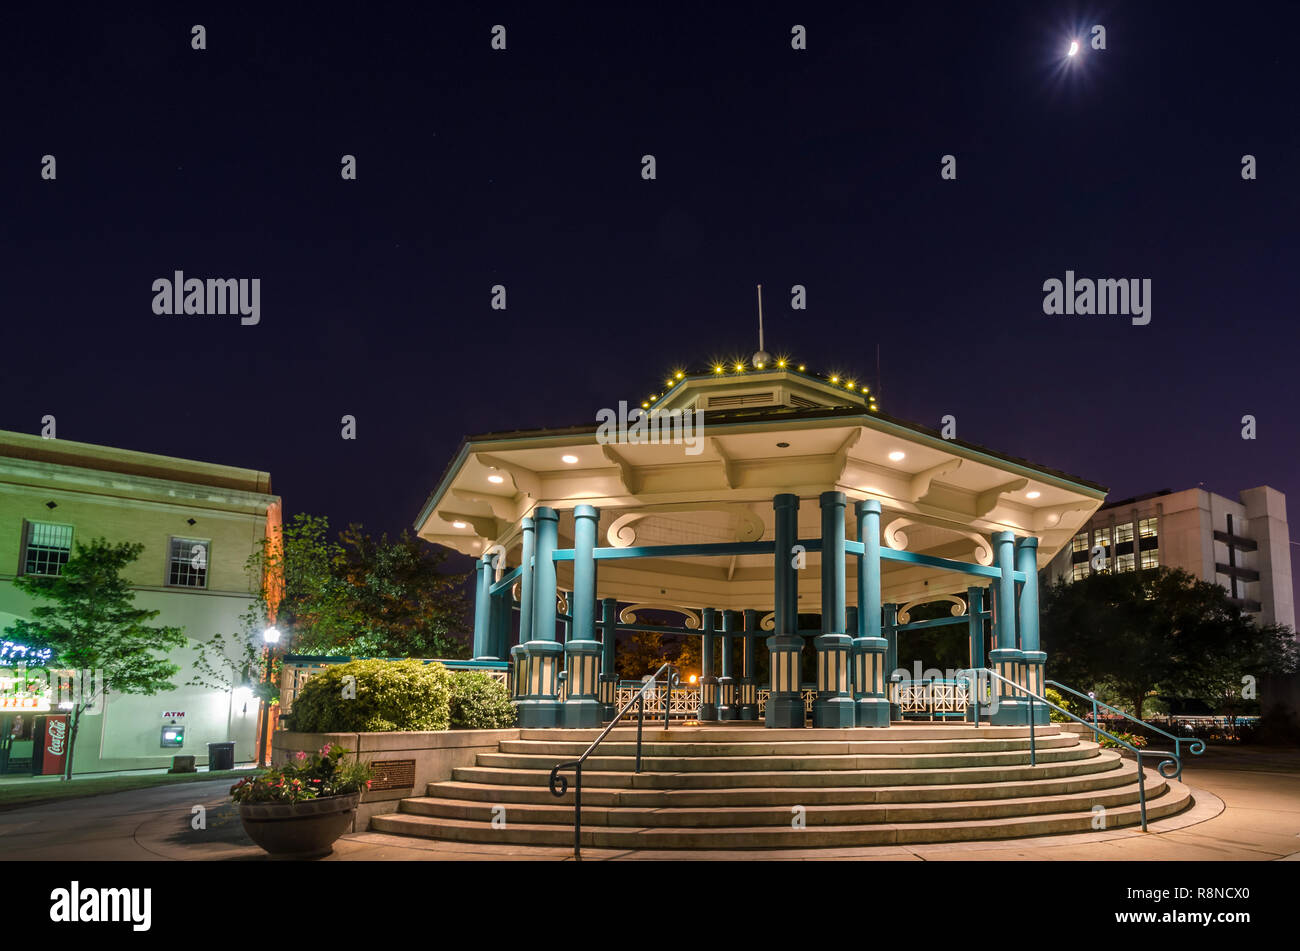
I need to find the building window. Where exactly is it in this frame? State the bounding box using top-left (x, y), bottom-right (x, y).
top-left (1071, 562), bottom-right (1089, 581)
top-left (1141, 549), bottom-right (1159, 569)
top-left (1139, 517), bottom-right (1158, 539)
top-left (167, 537), bottom-right (209, 588)
top-left (1071, 531), bottom-right (1089, 553)
top-left (1115, 523), bottom-right (1134, 544)
top-left (22, 521), bottom-right (73, 576)
top-left (1093, 527), bottom-right (1111, 548)
top-left (1116, 552), bottom-right (1136, 572)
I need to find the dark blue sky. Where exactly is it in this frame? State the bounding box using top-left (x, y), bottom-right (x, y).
top-left (4, 2), bottom-right (1297, 604)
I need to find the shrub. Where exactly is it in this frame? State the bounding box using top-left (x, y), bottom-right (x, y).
top-left (1097, 731), bottom-right (1148, 750)
top-left (1044, 687), bottom-right (1071, 722)
top-left (289, 658), bottom-right (452, 733)
top-left (449, 671), bottom-right (517, 729)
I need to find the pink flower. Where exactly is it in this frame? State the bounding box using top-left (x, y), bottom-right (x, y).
top-left (294, 751), bottom-right (307, 761)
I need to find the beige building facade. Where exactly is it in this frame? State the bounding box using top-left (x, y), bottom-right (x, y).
top-left (0, 430), bottom-right (280, 773)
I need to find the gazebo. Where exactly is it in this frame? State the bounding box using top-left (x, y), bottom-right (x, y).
top-left (415, 360), bottom-right (1105, 730)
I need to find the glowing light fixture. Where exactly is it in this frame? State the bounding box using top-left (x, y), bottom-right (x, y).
top-left (263, 626), bottom-right (281, 645)
top-left (452, 520), bottom-right (467, 529)
top-left (488, 474), bottom-right (504, 484)
top-left (1026, 490), bottom-right (1042, 499)
top-left (888, 451), bottom-right (906, 462)
top-left (562, 454), bottom-right (579, 464)
top-left (713, 365), bottom-right (725, 374)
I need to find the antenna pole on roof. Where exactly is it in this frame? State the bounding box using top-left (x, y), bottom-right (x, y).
top-left (757, 284), bottom-right (764, 353)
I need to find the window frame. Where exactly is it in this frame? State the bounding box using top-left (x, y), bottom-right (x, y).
top-left (166, 536), bottom-right (212, 589)
top-left (19, 520), bottom-right (75, 577)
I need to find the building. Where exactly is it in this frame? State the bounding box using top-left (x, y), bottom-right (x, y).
top-left (414, 360), bottom-right (1108, 729)
top-left (1044, 485), bottom-right (1295, 632)
top-left (0, 430), bottom-right (281, 774)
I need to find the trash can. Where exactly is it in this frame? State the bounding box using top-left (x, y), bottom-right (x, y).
top-left (207, 741), bottom-right (235, 771)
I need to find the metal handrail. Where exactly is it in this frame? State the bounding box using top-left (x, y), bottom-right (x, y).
top-left (548, 662), bottom-right (678, 860)
top-left (1045, 679), bottom-right (1205, 781)
top-left (961, 667), bottom-right (1180, 832)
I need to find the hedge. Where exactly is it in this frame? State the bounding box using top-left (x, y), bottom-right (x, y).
top-left (288, 658), bottom-right (453, 733)
top-left (286, 659), bottom-right (517, 733)
top-left (449, 671), bottom-right (517, 729)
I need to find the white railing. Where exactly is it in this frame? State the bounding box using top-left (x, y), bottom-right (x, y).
top-left (891, 679), bottom-right (970, 719)
top-left (614, 684), bottom-right (701, 719)
top-left (756, 688), bottom-right (817, 716)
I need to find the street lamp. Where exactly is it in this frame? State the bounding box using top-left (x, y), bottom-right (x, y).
top-left (258, 626), bottom-right (281, 767)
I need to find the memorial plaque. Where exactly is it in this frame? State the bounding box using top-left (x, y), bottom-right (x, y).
top-left (367, 758), bottom-right (416, 790)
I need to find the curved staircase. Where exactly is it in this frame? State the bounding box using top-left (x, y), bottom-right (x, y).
top-left (370, 723), bottom-right (1193, 850)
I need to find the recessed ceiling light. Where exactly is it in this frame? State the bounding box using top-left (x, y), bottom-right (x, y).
top-left (888, 451), bottom-right (905, 462)
top-left (776, 442), bottom-right (790, 448)
top-left (487, 474), bottom-right (504, 484)
top-left (1026, 490), bottom-right (1041, 499)
top-left (452, 521), bottom-right (467, 529)
top-left (561, 454), bottom-right (579, 464)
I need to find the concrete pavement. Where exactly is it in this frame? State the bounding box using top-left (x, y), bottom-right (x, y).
top-left (0, 745), bottom-right (1294, 860)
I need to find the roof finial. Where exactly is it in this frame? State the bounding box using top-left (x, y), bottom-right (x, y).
top-left (752, 284), bottom-right (772, 368)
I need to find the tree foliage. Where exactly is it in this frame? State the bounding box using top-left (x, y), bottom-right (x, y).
top-left (4, 539), bottom-right (186, 779)
top-left (1041, 566), bottom-right (1298, 720)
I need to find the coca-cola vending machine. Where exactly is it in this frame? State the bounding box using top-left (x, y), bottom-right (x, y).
top-left (31, 714), bottom-right (69, 776)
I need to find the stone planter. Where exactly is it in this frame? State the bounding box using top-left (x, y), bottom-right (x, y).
top-left (237, 792), bottom-right (360, 859)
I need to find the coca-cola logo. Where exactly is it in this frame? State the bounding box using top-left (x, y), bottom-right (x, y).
top-left (47, 718), bottom-right (66, 756)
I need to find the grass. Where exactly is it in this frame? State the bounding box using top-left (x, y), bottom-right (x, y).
top-left (0, 769), bottom-right (261, 811)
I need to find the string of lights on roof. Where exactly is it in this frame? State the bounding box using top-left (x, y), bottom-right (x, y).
top-left (640, 357), bottom-right (879, 412)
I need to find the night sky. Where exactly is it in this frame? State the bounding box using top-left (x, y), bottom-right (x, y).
top-left (5, 2), bottom-right (1298, 605)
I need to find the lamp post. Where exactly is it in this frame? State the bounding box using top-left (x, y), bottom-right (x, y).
top-left (259, 626), bottom-right (280, 767)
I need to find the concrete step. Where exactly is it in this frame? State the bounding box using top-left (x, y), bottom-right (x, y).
top-left (517, 725), bottom-right (1062, 743)
top-left (369, 774), bottom-right (1192, 848)
top-left (399, 775), bottom-right (1168, 827)
top-left (426, 756), bottom-right (1134, 807)
top-left (473, 742), bottom-right (1095, 773)
top-left (450, 750), bottom-right (1112, 789)
top-left (497, 733), bottom-right (1080, 758)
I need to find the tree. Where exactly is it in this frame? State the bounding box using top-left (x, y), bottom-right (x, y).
top-left (249, 513), bottom-right (472, 659)
top-left (1041, 566), bottom-right (1298, 720)
top-left (188, 605), bottom-right (275, 703)
top-left (4, 540), bottom-right (186, 779)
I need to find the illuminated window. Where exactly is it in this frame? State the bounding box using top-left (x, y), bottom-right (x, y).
top-left (168, 538), bottom-right (209, 588)
top-left (1141, 549), bottom-right (1159, 569)
top-left (1116, 553), bottom-right (1136, 572)
top-left (1093, 527), bottom-right (1111, 548)
top-left (1071, 532), bottom-right (1089, 553)
top-left (1115, 523), bottom-right (1134, 544)
top-left (1071, 562), bottom-right (1089, 581)
top-left (1139, 517), bottom-right (1158, 539)
top-left (23, 521), bottom-right (73, 576)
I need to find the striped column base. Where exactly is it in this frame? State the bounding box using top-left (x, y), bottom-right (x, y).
top-left (717, 676), bottom-right (737, 720)
top-left (1022, 651), bottom-right (1049, 725)
top-left (597, 675), bottom-right (619, 722)
top-left (735, 679), bottom-right (759, 721)
top-left (813, 634), bottom-right (856, 728)
top-left (852, 636), bottom-right (891, 728)
top-left (512, 640), bottom-right (564, 728)
top-left (988, 648), bottom-right (1028, 725)
top-left (561, 639), bottom-right (602, 729)
top-left (698, 677), bottom-right (719, 722)
top-left (764, 634), bottom-right (806, 728)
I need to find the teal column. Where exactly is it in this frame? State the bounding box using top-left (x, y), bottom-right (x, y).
top-left (699, 607), bottom-right (719, 721)
top-left (851, 499), bottom-right (890, 727)
top-left (562, 505), bottom-right (601, 728)
top-left (515, 508), bottom-right (563, 728)
top-left (766, 493), bottom-right (805, 728)
top-left (965, 586), bottom-right (985, 722)
top-left (738, 608), bottom-right (759, 720)
top-left (472, 555), bottom-right (493, 660)
top-left (718, 609), bottom-right (737, 720)
top-left (989, 530), bottom-right (1026, 726)
top-left (597, 597), bottom-right (619, 720)
top-left (882, 602), bottom-right (901, 721)
top-left (1017, 536), bottom-right (1047, 725)
top-left (509, 517), bottom-right (535, 703)
top-left (815, 491), bottom-right (855, 727)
